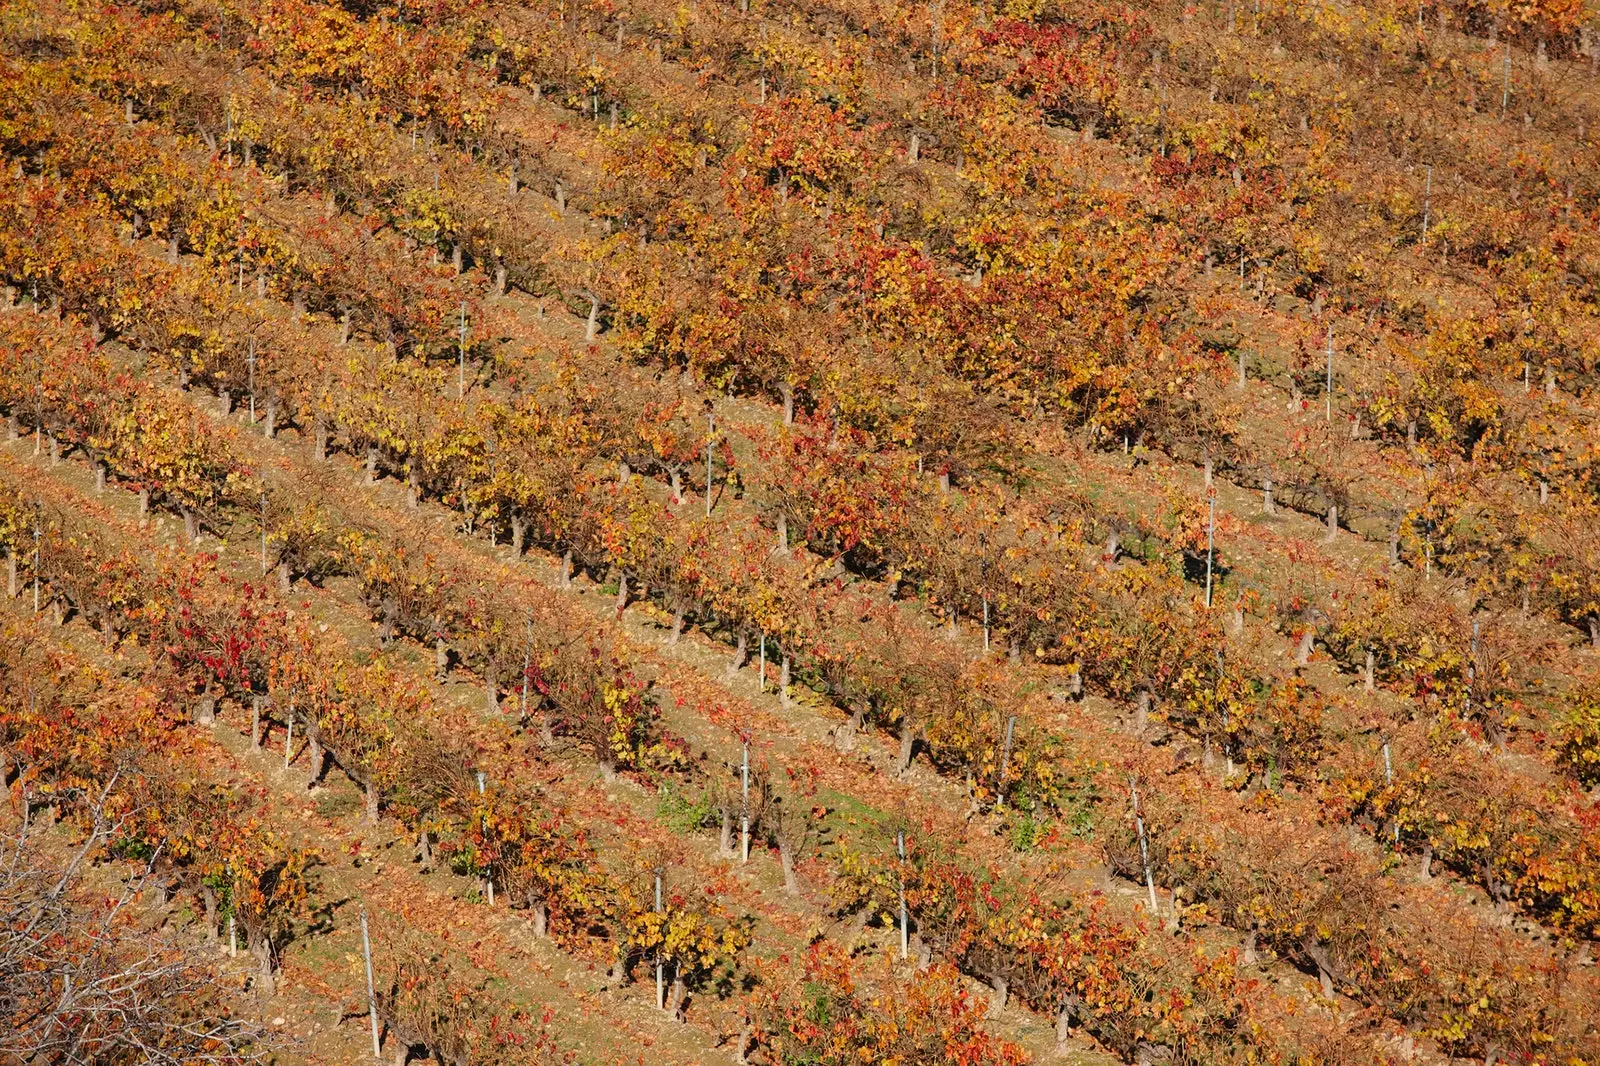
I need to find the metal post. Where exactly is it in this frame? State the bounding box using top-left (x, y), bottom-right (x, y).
top-left (32, 519), bottom-right (39, 614)
top-left (361, 908), bottom-right (381, 1059)
top-left (758, 633), bottom-right (765, 693)
top-left (897, 829), bottom-right (908, 960)
top-left (1205, 497), bottom-right (1216, 608)
top-left (260, 492), bottom-right (268, 575)
top-left (247, 336), bottom-right (256, 423)
top-left (1130, 778), bottom-right (1159, 915)
top-left (284, 710), bottom-right (293, 769)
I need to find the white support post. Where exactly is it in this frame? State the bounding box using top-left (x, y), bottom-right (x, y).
top-left (1223, 702), bottom-right (1234, 777)
top-left (996, 715), bottom-right (1015, 809)
top-left (1383, 740), bottom-right (1398, 844)
top-left (458, 302), bottom-right (468, 399)
top-left (476, 772), bottom-right (493, 905)
top-left (655, 872), bottom-right (665, 1010)
top-left (521, 634), bottom-right (531, 719)
top-left (1131, 778), bottom-right (1158, 915)
top-left (1502, 45), bottom-right (1512, 114)
top-left (897, 829), bottom-right (908, 961)
top-left (740, 741), bottom-right (750, 864)
top-left (1204, 497), bottom-right (1216, 608)
top-left (1421, 164), bottom-right (1432, 242)
top-left (1325, 325), bottom-right (1333, 422)
top-left (361, 908), bottom-right (381, 1059)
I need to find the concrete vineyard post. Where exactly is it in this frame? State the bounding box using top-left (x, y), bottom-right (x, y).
top-left (246, 336), bottom-right (256, 423)
top-left (284, 710), bottom-right (293, 769)
top-left (705, 413), bottom-right (714, 517)
top-left (361, 907), bottom-right (380, 1059)
top-left (1131, 778), bottom-right (1158, 915)
top-left (758, 632), bottom-right (764, 693)
top-left (741, 741), bottom-right (750, 864)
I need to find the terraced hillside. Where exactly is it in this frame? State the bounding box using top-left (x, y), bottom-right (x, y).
top-left (2, 0), bottom-right (1599, 1061)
